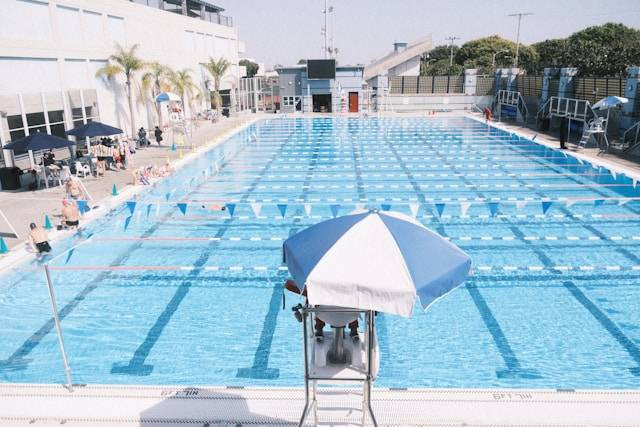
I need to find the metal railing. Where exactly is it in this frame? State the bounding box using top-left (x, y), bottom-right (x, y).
top-left (537, 96), bottom-right (598, 123)
top-left (622, 121), bottom-right (640, 152)
top-left (495, 90), bottom-right (528, 123)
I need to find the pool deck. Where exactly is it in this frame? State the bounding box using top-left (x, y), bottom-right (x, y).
top-left (0, 113), bottom-right (263, 270)
top-left (0, 383), bottom-right (638, 426)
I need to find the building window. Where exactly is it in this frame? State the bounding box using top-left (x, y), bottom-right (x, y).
top-left (162, 0), bottom-right (182, 14)
top-left (26, 112), bottom-right (46, 134)
top-left (7, 115), bottom-right (25, 142)
top-left (48, 110), bottom-right (66, 138)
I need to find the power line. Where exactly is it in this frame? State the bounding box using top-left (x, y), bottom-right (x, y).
top-left (508, 12), bottom-right (533, 68)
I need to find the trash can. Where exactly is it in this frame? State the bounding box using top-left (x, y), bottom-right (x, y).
top-left (222, 107), bottom-right (230, 118)
top-left (0, 166), bottom-right (23, 190)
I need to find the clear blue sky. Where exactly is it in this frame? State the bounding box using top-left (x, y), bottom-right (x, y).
top-left (215, 0), bottom-right (640, 69)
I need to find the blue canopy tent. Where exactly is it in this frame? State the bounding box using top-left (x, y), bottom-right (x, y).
top-left (65, 121), bottom-right (123, 139)
top-left (3, 132), bottom-right (74, 152)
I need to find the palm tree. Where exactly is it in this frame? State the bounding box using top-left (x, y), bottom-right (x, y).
top-left (168, 68), bottom-right (197, 116)
top-left (202, 57), bottom-right (231, 109)
top-left (142, 62), bottom-right (172, 127)
top-left (95, 44), bottom-right (145, 137)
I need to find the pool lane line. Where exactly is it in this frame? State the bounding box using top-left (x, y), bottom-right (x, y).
top-left (87, 234), bottom-right (640, 243)
top-left (383, 124), bottom-right (539, 379)
top-left (39, 264), bottom-right (640, 273)
top-left (237, 134), bottom-right (321, 380)
top-left (563, 281), bottom-right (640, 377)
top-left (110, 127), bottom-right (297, 377)
top-left (419, 131), bottom-right (546, 380)
top-left (478, 139), bottom-right (640, 375)
top-left (465, 283), bottom-right (542, 380)
top-left (0, 207), bottom-right (180, 372)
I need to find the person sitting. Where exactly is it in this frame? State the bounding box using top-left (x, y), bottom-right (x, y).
top-left (43, 150), bottom-right (55, 166)
top-left (285, 279), bottom-right (359, 343)
top-left (29, 223), bottom-right (51, 254)
top-left (65, 177), bottom-right (83, 200)
top-left (61, 199), bottom-right (80, 229)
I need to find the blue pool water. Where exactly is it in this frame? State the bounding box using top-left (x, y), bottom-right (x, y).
top-left (1, 116), bottom-right (640, 389)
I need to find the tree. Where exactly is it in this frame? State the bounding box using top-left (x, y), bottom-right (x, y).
top-left (421, 45), bottom-right (462, 75)
top-left (455, 35), bottom-right (538, 74)
top-left (297, 59), bottom-right (307, 65)
top-left (563, 23), bottom-right (640, 76)
top-left (141, 62), bottom-right (172, 127)
top-left (239, 59), bottom-right (259, 78)
top-left (95, 44), bottom-right (145, 137)
top-left (168, 68), bottom-right (197, 115)
top-left (531, 38), bottom-right (568, 72)
top-left (202, 57), bottom-right (231, 109)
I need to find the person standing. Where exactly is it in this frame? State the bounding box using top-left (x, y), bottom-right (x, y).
top-left (154, 126), bottom-right (163, 145)
top-left (559, 117), bottom-right (568, 149)
top-left (138, 127), bottom-right (147, 147)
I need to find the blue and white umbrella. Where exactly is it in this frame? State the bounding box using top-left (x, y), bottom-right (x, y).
top-left (155, 92), bottom-right (181, 102)
top-left (592, 96), bottom-right (628, 110)
top-left (283, 210), bottom-right (472, 317)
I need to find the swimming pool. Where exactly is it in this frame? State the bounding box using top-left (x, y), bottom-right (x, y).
top-left (1, 116), bottom-right (639, 389)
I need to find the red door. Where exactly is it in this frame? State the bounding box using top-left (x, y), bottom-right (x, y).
top-left (348, 92), bottom-right (359, 112)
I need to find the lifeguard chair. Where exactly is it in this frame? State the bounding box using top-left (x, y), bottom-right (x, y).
top-left (282, 209), bottom-right (472, 427)
top-left (292, 305), bottom-right (379, 427)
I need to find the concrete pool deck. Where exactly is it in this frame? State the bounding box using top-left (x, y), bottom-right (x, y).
top-left (0, 383), bottom-right (638, 426)
top-left (0, 113), bottom-right (264, 270)
top-left (0, 113), bottom-right (264, 251)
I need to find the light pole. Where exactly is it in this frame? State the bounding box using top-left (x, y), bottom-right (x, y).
top-left (492, 49), bottom-right (511, 68)
top-left (445, 36), bottom-right (460, 67)
top-left (508, 12), bottom-right (532, 68)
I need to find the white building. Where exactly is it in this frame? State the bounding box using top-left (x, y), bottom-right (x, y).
top-left (363, 37), bottom-right (432, 92)
top-left (0, 0), bottom-right (245, 166)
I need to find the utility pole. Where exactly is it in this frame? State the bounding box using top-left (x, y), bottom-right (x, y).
top-left (322, 0), bottom-right (329, 59)
top-left (445, 36), bottom-right (460, 66)
top-left (508, 12), bottom-right (533, 68)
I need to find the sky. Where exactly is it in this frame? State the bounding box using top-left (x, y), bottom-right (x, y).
top-left (214, 0), bottom-right (640, 69)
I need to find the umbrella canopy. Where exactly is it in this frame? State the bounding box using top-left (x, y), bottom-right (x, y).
top-left (3, 132), bottom-right (74, 152)
top-left (283, 210), bottom-right (472, 317)
top-left (592, 96), bottom-right (628, 110)
top-left (66, 121), bottom-right (122, 138)
top-left (155, 92), bottom-right (181, 102)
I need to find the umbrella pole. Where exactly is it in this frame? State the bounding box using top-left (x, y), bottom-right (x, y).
top-left (365, 310), bottom-right (379, 427)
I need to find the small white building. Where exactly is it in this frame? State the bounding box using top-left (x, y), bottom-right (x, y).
top-left (0, 0), bottom-right (245, 166)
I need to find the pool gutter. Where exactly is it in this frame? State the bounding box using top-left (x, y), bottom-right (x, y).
top-left (0, 383), bottom-right (638, 426)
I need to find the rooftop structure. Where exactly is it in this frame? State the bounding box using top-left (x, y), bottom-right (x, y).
top-left (129, 0), bottom-right (233, 26)
top-left (364, 36), bottom-right (432, 89)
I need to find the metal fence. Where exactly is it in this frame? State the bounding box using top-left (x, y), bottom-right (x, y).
top-left (572, 77), bottom-right (626, 104)
top-left (389, 76), bottom-right (464, 94)
top-left (516, 75), bottom-right (543, 98)
top-left (476, 76), bottom-right (495, 96)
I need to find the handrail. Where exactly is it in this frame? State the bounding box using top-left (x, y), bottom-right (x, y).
top-left (536, 97), bottom-right (551, 121)
top-left (495, 90), bottom-right (528, 123)
top-left (470, 104), bottom-right (484, 113)
top-left (622, 121), bottom-right (640, 151)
